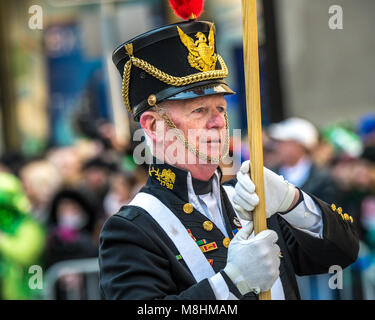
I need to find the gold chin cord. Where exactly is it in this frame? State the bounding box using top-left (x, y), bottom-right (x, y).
top-left (153, 103), bottom-right (230, 164)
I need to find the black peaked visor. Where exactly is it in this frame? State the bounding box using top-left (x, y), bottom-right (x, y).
top-left (133, 80), bottom-right (235, 121)
top-left (165, 83), bottom-right (235, 101)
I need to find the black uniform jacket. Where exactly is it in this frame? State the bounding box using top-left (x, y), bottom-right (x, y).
top-left (99, 162), bottom-right (359, 300)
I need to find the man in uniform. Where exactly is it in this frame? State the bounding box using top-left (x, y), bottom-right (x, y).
top-left (99, 19), bottom-right (359, 300)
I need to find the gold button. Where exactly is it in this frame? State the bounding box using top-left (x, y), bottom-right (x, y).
top-left (203, 221), bottom-right (214, 231)
top-left (147, 94), bottom-right (157, 106)
top-left (343, 213), bottom-right (350, 221)
top-left (337, 207), bottom-right (343, 215)
top-left (350, 216), bottom-right (354, 223)
top-left (223, 238), bottom-right (231, 248)
top-left (331, 204), bottom-right (336, 211)
top-left (183, 203), bottom-right (194, 214)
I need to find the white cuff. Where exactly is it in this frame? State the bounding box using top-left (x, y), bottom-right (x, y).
top-left (280, 191), bottom-right (323, 238)
top-left (279, 183), bottom-right (298, 213)
top-left (208, 273), bottom-right (238, 300)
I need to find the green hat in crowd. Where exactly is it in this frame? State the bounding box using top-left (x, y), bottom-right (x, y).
top-left (0, 172), bottom-right (31, 233)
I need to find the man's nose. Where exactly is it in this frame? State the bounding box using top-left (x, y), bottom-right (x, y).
top-left (206, 110), bottom-right (225, 129)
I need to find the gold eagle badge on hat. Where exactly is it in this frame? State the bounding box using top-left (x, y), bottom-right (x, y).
top-left (177, 25), bottom-right (217, 72)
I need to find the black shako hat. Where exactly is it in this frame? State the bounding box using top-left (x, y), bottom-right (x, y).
top-left (112, 20), bottom-right (235, 121)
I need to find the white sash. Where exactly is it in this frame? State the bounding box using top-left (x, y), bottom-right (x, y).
top-left (129, 192), bottom-right (216, 283)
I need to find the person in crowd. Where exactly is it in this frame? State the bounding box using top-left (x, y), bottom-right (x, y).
top-left (79, 156), bottom-right (117, 221)
top-left (267, 117), bottom-right (340, 204)
top-left (90, 169), bottom-right (138, 245)
top-left (266, 117), bottom-right (346, 299)
top-left (45, 189), bottom-right (98, 268)
top-left (103, 171), bottom-right (137, 218)
top-left (45, 188), bottom-right (99, 299)
top-left (329, 147), bottom-right (375, 299)
top-left (0, 172), bottom-right (45, 299)
top-left (46, 147), bottom-right (83, 188)
top-left (19, 160), bottom-right (63, 224)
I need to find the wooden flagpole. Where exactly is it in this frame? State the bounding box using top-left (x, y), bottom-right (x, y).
top-left (241, 0), bottom-right (271, 300)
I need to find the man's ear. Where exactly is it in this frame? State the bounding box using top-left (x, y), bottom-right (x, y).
top-left (140, 110), bottom-right (162, 143)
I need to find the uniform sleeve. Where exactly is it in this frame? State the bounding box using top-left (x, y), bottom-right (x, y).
top-left (280, 190), bottom-right (323, 238)
top-left (99, 214), bottom-right (217, 300)
top-left (208, 271), bottom-right (257, 300)
top-left (279, 193), bottom-right (359, 276)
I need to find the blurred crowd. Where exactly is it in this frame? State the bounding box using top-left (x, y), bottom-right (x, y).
top-left (0, 118), bottom-right (148, 299)
top-left (0, 112), bottom-right (375, 300)
top-left (261, 114), bottom-right (375, 300)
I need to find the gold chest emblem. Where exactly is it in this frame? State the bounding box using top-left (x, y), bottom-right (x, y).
top-left (177, 25), bottom-right (218, 72)
top-left (149, 167), bottom-right (176, 190)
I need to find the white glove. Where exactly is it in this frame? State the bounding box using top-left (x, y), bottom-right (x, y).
top-left (232, 160), bottom-right (297, 221)
top-left (224, 222), bottom-right (280, 295)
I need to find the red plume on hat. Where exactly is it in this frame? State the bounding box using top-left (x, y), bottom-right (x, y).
top-left (168, 0), bottom-right (205, 20)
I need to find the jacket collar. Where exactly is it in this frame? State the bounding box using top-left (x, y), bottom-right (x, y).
top-left (146, 157), bottom-right (222, 203)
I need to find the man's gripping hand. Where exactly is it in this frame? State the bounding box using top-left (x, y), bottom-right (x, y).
top-left (223, 222), bottom-right (280, 295)
top-left (232, 160), bottom-right (297, 221)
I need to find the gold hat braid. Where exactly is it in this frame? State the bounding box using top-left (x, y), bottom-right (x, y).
top-left (121, 43), bottom-right (228, 115)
